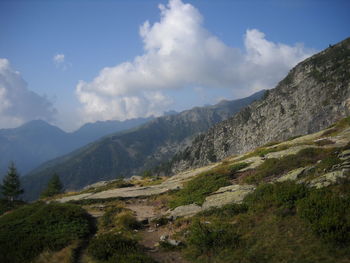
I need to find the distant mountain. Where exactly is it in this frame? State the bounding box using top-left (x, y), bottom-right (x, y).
top-left (0, 117), bottom-right (153, 178)
top-left (169, 37), bottom-right (350, 173)
top-left (72, 117), bottom-right (154, 144)
top-left (22, 90), bottom-right (265, 200)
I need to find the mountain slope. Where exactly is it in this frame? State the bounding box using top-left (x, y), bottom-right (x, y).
top-left (50, 115), bottom-right (350, 263)
top-left (22, 91), bottom-right (265, 200)
top-left (0, 120), bottom-right (69, 177)
top-left (170, 37), bottom-right (350, 172)
top-left (0, 117), bottom-right (152, 178)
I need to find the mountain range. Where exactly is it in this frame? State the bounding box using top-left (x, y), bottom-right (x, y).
top-left (21, 91), bottom-right (265, 200)
top-left (0, 117), bottom-right (153, 178)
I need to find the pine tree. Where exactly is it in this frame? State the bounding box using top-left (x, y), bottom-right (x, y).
top-left (40, 173), bottom-right (63, 198)
top-left (0, 162), bottom-right (24, 201)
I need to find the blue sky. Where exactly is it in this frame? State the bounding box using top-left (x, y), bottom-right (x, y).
top-left (0, 0), bottom-right (349, 131)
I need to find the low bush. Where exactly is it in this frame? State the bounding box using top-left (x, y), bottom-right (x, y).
top-left (186, 220), bottom-right (240, 259)
top-left (169, 162), bottom-right (250, 209)
top-left (169, 171), bottom-right (230, 208)
top-left (100, 206), bottom-right (123, 228)
top-left (0, 199), bottom-right (25, 215)
top-left (244, 181), bottom-right (309, 212)
top-left (87, 233), bottom-right (155, 263)
top-left (297, 189), bottom-right (350, 244)
top-left (229, 162), bottom-right (249, 174)
top-left (115, 211), bottom-right (142, 230)
top-left (0, 202), bottom-right (93, 263)
top-left (239, 144), bottom-right (290, 160)
top-left (198, 203), bottom-right (248, 218)
top-left (322, 116), bottom-right (350, 136)
top-left (83, 179), bottom-right (134, 194)
top-left (152, 216), bottom-right (170, 226)
top-left (244, 147), bottom-right (336, 184)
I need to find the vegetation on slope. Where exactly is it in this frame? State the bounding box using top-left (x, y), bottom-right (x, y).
top-left (243, 147), bottom-right (341, 184)
top-left (180, 181), bottom-right (350, 263)
top-left (0, 202), bottom-right (94, 263)
top-left (87, 233), bottom-right (155, 263)
top-left (169, 162), bottom-right (249, 208)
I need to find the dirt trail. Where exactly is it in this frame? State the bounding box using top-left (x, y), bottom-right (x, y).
top-left (126, 202), bottom-right (160, 221)
top-left (140, 225), bottom-right (189, 263)
top-left (125, 199), bottom-right (189, 263)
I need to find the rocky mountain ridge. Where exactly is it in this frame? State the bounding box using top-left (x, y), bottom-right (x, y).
top-left (21, 91), bottom-right (264, 200)
top-left (170, 37), bottom-right (350, 173)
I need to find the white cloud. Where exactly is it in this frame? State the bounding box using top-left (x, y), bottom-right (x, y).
top-left (53, 53), bottom-right (70, 70)
top-left (53, 53), bottom-right (65, 64)
top-left (0, 58), bottom-right (56, 128)
top-left (76, 0), bottom-right (315, 123)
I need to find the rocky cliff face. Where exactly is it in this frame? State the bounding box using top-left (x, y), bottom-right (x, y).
top-left (172, 37), bottom-right (350, 172)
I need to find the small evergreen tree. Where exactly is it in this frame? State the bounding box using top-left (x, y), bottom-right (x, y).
top-left (0, 162), bottom-right (23, 201)
top-left (41, 173), bottom-right (63, 198)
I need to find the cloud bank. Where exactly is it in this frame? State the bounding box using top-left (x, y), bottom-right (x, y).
top-left (0, 58), bottom-right (56, 128)
top-left (76, 0), bottom-right (314, 123)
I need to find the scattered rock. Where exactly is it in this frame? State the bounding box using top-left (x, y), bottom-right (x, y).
top-left (168, 204), bottom-right (202, 218)
top-left (202, 184), bottom-right (255, 210)
top-left (276, 167), bottom-right (307, 182)
top-left (167, 239), bottom-right (182, 246)
top-left (160, 235), bottom-right (169, 242)
top-left (130, 175), bottom-right (142, 181)
top-left (309, 170), bottom-right (345, 188)
top-left (339, 149), bottom-right (350, 160)
top-left (83, 180), bottom-right (109, 190)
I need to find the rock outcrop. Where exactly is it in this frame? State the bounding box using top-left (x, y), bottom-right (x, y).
top-left (171, 37), bottom-right (350, 172)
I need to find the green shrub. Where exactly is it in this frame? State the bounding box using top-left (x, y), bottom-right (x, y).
top-left (244, 181), bottom-right (309, 212)
top-left (304, 151), bottom-right (341, 179)
top-left (169, 171), bottom-right (231, 208)
top-left (152, 216), bottom-right (170, 226)
top-left (116, 211), bottom-right (142, 230)
top-left (169, 162), bottom-right (249, 209)
top-left (297, 189), bottom-right (350, 244)
top-left (229, 162), bottom-right (249, 174)
top-left (0, 202), bottom-right (93, 263)
top-left (100, 206), bottom-right (123, 228)
top-left (244, 147), bottom-right (335, 184)
top-left (198, 203), bottom-right (248, 218)
top-left (186, 220), bottom-right (240, 258)
top-left (83, 179), bottom-right (134, 194)
top-left (87, 233), bottom-right (155, 263)
top-left (0, 198), bottom-right (25, 215)
top-left (239, 144), bottom-right (290, 160)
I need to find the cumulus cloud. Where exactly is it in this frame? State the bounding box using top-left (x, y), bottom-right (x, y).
top-left (0, 58), bottom-right (56, 128)
top-left (76, 0), bottom-right (315, 123)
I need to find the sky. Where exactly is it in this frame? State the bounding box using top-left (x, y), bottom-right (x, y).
top-left (0, 0), bottom-right (349, 131)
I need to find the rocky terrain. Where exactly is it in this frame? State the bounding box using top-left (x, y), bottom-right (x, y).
top-left (21, 91), bottom-right (264, 200)
top-left (45, 115), bottom-right (350, 263)
top-left (56, 117), bottom-right (350, 216)
top-left (168, 37), bottom-right (350, 172)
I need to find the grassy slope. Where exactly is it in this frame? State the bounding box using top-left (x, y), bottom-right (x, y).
top-left (2, 117), bottom-right (350, 263)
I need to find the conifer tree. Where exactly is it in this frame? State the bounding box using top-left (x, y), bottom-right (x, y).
top-left (41, 173), bottom-right (63, 198)
top-left (0, 162), bottom-right (23, 201)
